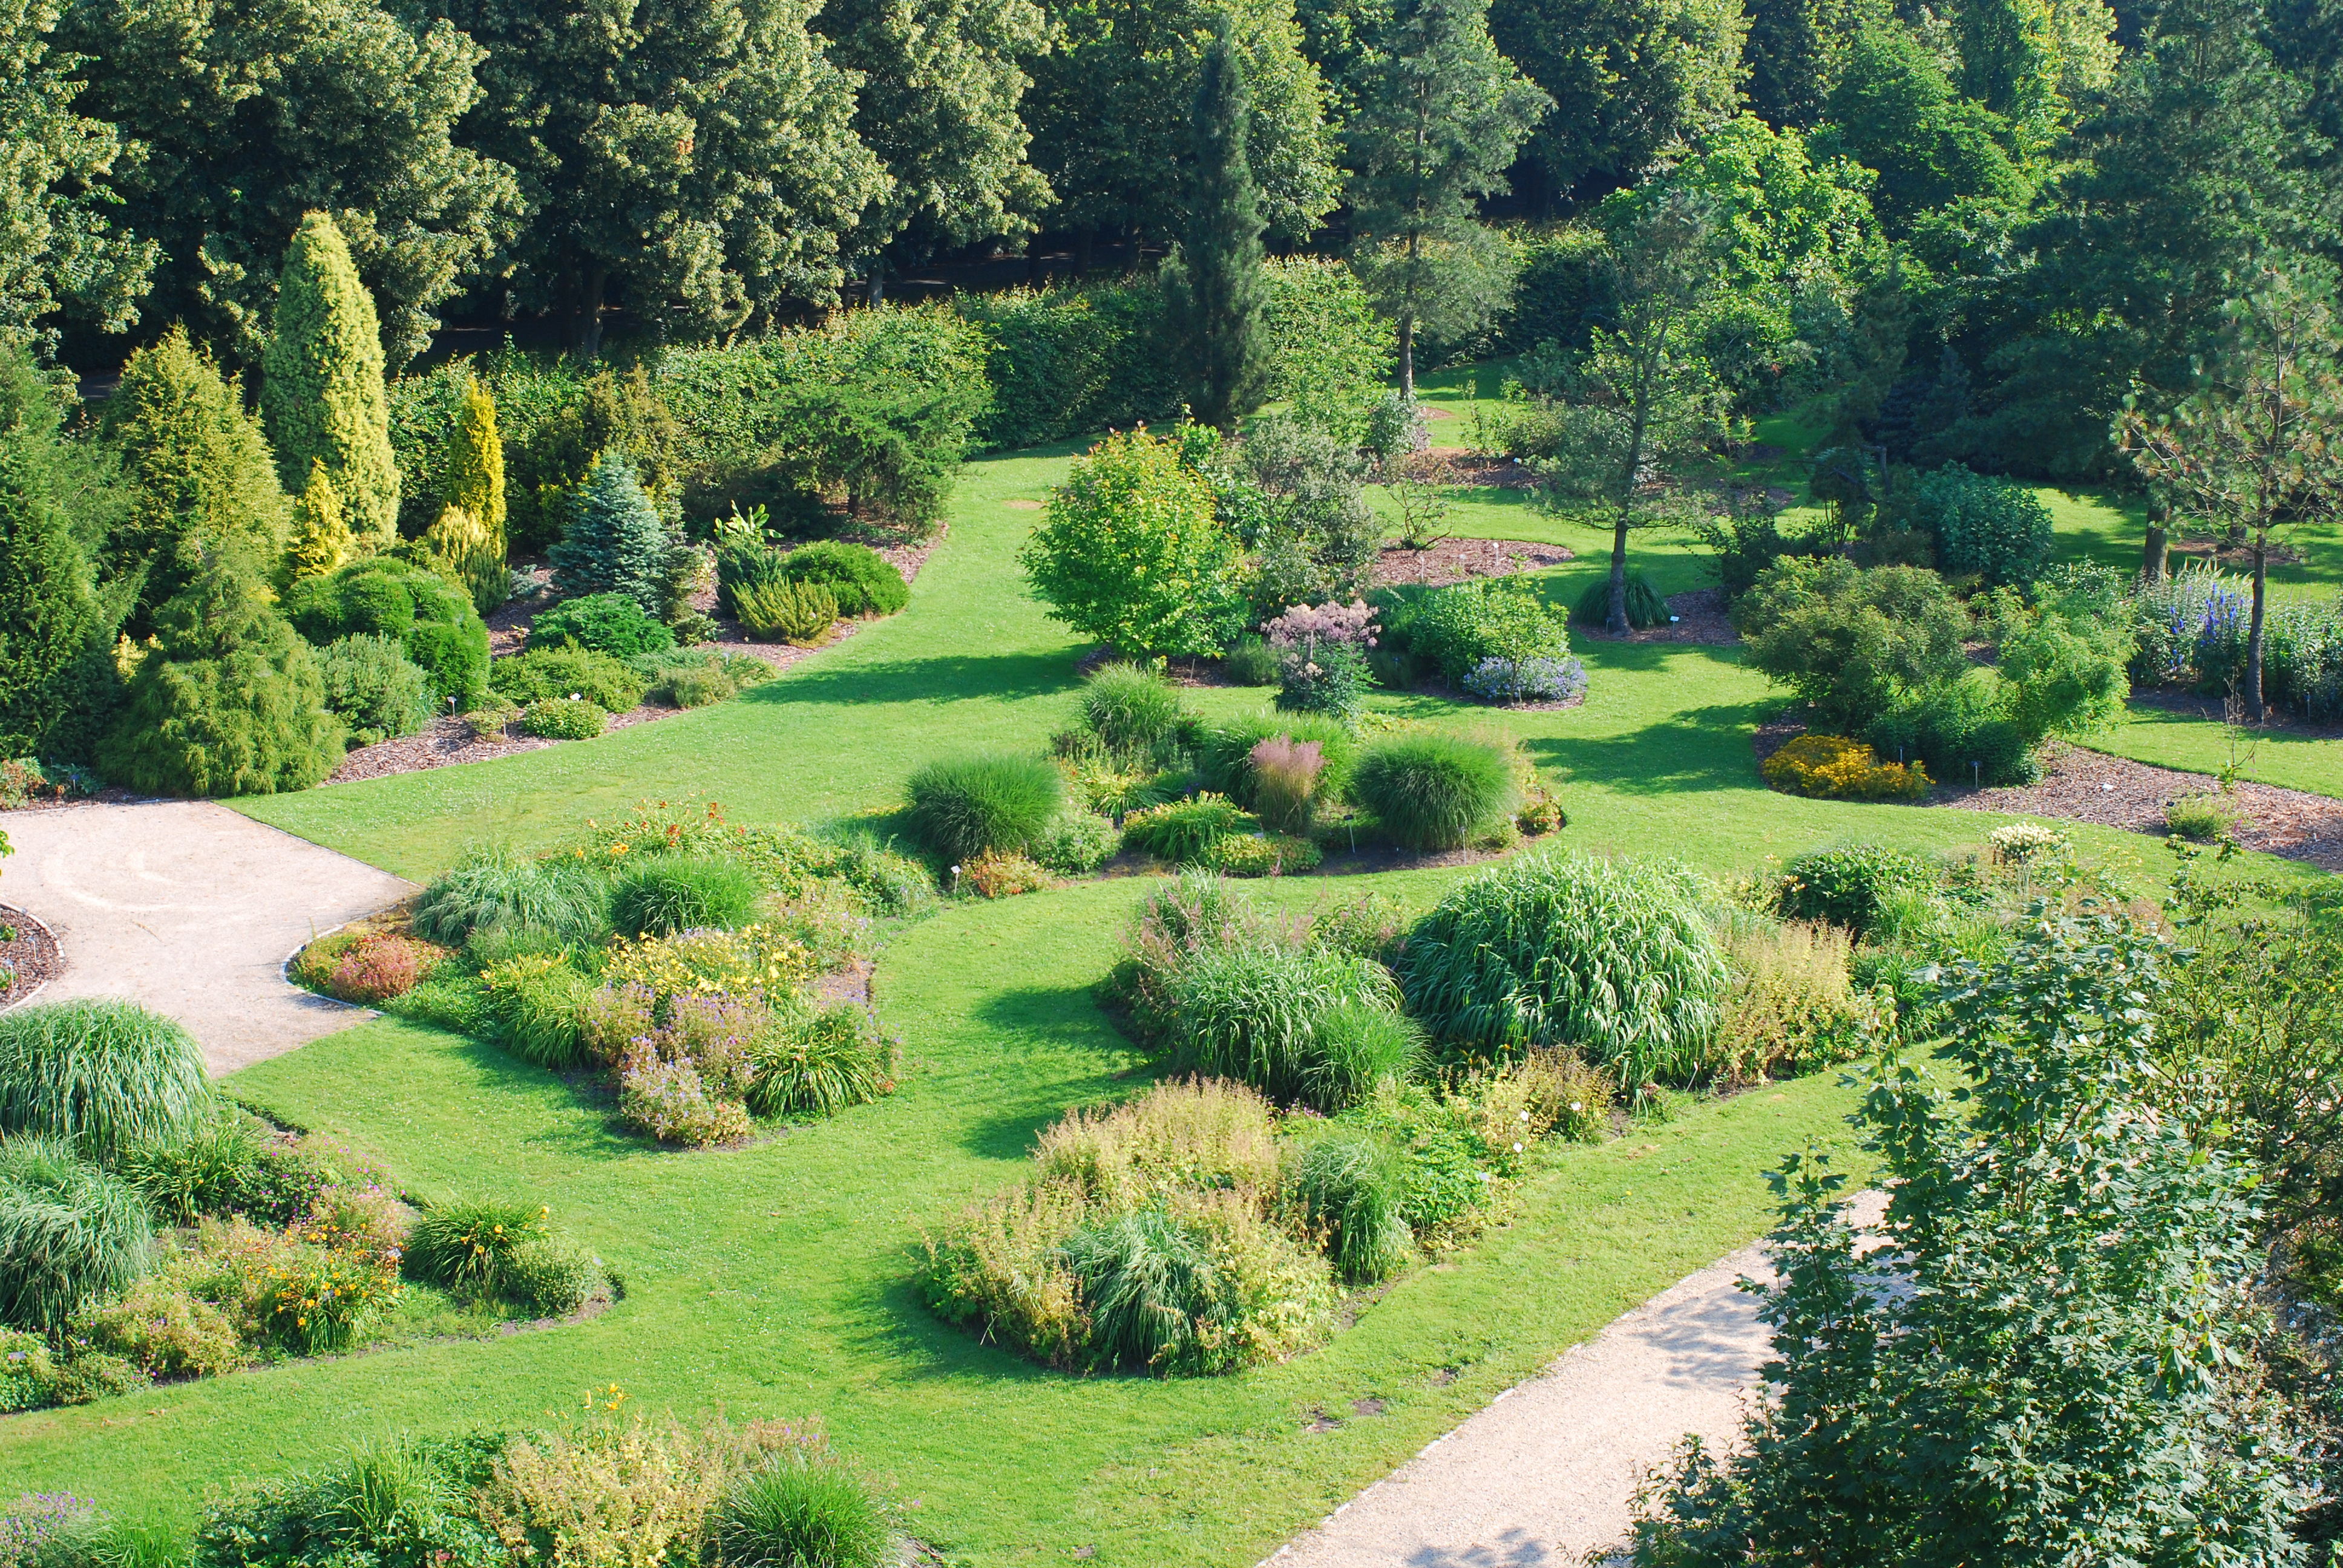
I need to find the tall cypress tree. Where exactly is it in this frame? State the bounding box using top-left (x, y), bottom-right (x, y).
top-left (1162, 22), bottom-right (1272, 432)
top-left (261, 212), bottom-right (400, 552)
top-left (0, 445), bottom-right (102, 758)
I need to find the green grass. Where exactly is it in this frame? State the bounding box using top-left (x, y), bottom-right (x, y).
top-left (54, 397), bottom-right (2324, 1560)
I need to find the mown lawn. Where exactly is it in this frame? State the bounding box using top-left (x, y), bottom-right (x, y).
top-left (27, 425), bottom-right (2313, 1560)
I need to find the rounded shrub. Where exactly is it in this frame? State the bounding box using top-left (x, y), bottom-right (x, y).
top-left (402, 1195), bottom-right (551, 1299)
top-left (487, 646), bottom-right (648, 713)
top-left (715, 1457), bottom-right (898, 1568)
top-left (1400, 852), bottom-right (1729, 1094)
top-left (503, 1238), bottom-right (600, 1317)
top-left (1571, 571), bottom-right (1669, 629)
top-left (315, 633), bottom-right (437, 746)
top-left (1078, 662), bottom-right (1187, 760)
top-left (1346, 733), bottom-right (1518, 852)
top-left (746, 1006), bottom-right (897, 1119)
top-left (1916, 463), bottom-right (2053, 587)
top-left (1032, 811), bottom-right (1119, 876)
top-left (526, 591), bottom-right (676, 658)
top-left (1288, 1134), bottom-right (1412, 1283)
top-left (906, 754), bottom-right (1064, 863)
top-left (1172, 944), bottom-right (1409, 1111)
top-left (283, 556), bottom-right (490, 705)
top-left (0, 1138), bottom-right (155, 1333)
top-left (782, 541), bottom-right (910, 618)
top-left (608, 856), bottom-right (761, 937)
top-left (519, 697), bottom-right (608, 739)
top-left (0, 999), bottom-right (211, 1161)
top-left (1223, 635), bottom-right (1279, 687)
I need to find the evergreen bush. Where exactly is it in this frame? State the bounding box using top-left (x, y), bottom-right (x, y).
top-left (518, 699), bottom-right (607, 739)
top-left (315, 633), bottom-right (437, 746)
top-left (528, 592), bottom-right (675, 658)
top-left (548, 451), bottom-right (682, 616)
top-left (282, 557), bottom-right (489, 707)
top-left (1915, 463), bottom-right (2053, 586)
top-left (434, 376), bottom-right (508, 615)
top-left (261, 213), bottom-right (400, 550)
top-left (735, 579), bottom-right (837, 643)
top-left (0, 444), bottom-right (103, 760)
top-left (98, 558), bottom-right (344, 796)
top-left (780, 541), bottom-right (909, 617)
top-left (487, 647), bottom-right (647, 712)
top-left (287, 462), bottom-right (355, 581)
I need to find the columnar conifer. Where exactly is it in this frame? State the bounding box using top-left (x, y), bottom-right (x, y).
top-left (288, 461), bottom-right (354, 581)
top-left (261, 212), bottom-right (400, 552)
top-left (0, 446), bottom-right (102, 757)
top-left (1162, 22), bottom-right (1271, 431)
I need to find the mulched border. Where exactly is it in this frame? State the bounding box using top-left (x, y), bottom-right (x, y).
top-left (1371, 537), bottom-right (1574, 589)
top-left (0, 903), bottom-right (62, 1008)
top-left (1573, 587), bottom-right (1738, 647)
top-left (321, 524), bottom-right (947, 788)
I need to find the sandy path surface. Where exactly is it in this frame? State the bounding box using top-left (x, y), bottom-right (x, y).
top-left (0, 800), bottom-right (414, 1073)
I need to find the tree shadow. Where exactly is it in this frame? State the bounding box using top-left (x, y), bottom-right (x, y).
top-left (736, 648), bottom-right (1080, 710)
top-left (1527, 703), bottom-right (1774, 796)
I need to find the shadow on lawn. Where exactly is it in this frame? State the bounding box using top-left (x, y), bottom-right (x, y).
top-left (737, 647), bottom-right (1080, 710)
top-left (1527, 702), bottom-right (1774, 797)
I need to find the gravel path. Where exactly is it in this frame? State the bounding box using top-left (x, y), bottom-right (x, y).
top-left (0, 800), bottom-right (415, 1073)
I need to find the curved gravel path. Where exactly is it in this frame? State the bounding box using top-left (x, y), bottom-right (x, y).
top-left (0, 800), bottom-right (414, 1073)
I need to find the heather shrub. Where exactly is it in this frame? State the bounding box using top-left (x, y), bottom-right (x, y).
top-left (608, 857), bottom-right (761, 937)
top-left (315, 633), bottom-right (436, 746)
top-left (1076, 663), bottom-right (1187, 762)
top-left (1122, 794), bottom-right (1257, 864)
top-left (0, 1138), bottom-right (154, 1333)
top-left (1346, 733), bottom-right (1518, 851)
top-left (1171, 946), bottom-right (1415, 1111)
top-left (322, 933), bottom-right (451, 1004)
top-left (746, 1007), bottom-right (897, 1119)
top-left (528, 592), bottom-right (675, 658)
top-left (779, 541), bottom-right (909, 618)
top-left (0, 999), bottom-right (211, 1160)
top-left (519, 697), bottom-right (608, 740)
top-left (1774, 845), bottom-right (1938, 933)
top-left (488, 647), bottom-right (647, 712)
top-left (1031, 811), bottom-right (1119, 876)
top-left (480, 955), bottom-right (594, 1068)
top-left (1400, 853), bottom-right (1729, 1095)
top-left (1286, 1133), bottom-right (1412, 1282)
top-left (906, 754), bottom-right (1064, 863)
top-left (1760, 734), bottom-right (1932, 801)
top-left (2164, 792), bottom-right (2236, 842)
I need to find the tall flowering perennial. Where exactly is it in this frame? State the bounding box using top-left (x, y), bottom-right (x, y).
top-left (1263, 600), bottom-right (1378, 718)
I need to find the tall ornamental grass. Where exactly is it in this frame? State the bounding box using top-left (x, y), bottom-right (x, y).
top-left (0, 1137), bottom-right (156, 1332)
top-left (1171, 946), bottom-right (1417, 1111)
top-left (1078, 663), bottom-right (1187, 760)
top-left (1346, 733), bottom-right (1517, 851)
top-left (0, 999), bottom-right (211, 1161)
top-left (1400, 852), bottom-right (1728, 1094)
top-left (411, 846), bottom-right (612, 946)
top-left (906, 754), bottom-right (1064, 864)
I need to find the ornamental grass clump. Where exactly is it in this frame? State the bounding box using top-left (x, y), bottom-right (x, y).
top-left (1286, 1134), bottom-right (1412, 1283)
top-left (1172, 946), bottom-right (1417, 1112)
top-left (1346, 733), bottom-right (1517, 851)
top-left (413, 846), bottom-right (612, 947)
top-left (402, 1196), bottom-right (551, 1301)
top-left (608, 856), bottom-right (762, 937)
top-left (1121, 793), bottom-right (1257, 864)
top-left (0, 1138), bottom-right (154, 1333)
top-left (1400, 852), bottom-right (1729, 1096)
top-left (906, 754), bottom-right (1064, 863)
top-left (746, 1007), bottom-right (898, 1119)
top-left (1077, 662), bottom-right (1188, 762)
top-left (715, 1455), bottom-right (900, 1568)
top-left (1248, 736), bottom-right (1323, 834)
top-left (0, 999), bottom-right (211, 1161)
top-left (1200, 710), bottom-right (1357, 808)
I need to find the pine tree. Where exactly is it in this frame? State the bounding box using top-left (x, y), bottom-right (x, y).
top-left (261, 212), bottom-right (400, 551)
top-left (288, 461), bottom-right (353, 581)
top-left (0, 444), bottom-right (102, 757)
top-left (101, 326), bottom-right (290, 638)
top-left (97, 552), bottom-right (343, 797)
top-left (1346, 0), bottom-right (1550, 394)
top-left (1162, 23), bottom-right (1273, 431)
top-left (548, 451), bottom-right (678, 616)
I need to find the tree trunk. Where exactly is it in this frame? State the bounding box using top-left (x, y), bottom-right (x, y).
top-left (1397, 314), bottom-right (1415, 399)
top-left (2143, 512), bottom-right (2168, 583)
top-left (578, 269), bottom-right (609, 358)
top-left (868, 264), bottom-right (886, 305)
top-left (2247, 531), bottom-right (2270, 714)
top-left (1608, 512), bottom-right (1631, 636)
top-left (1121, 218), bottom-right (1140, 276)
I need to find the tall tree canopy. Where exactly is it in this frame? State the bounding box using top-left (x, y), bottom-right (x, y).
top-left (1346, 0), bottom-right (1549, 392)
top-left (423, 0), bottom-right (888, 353)
top-left (1823, 17), bottom-right (2029, 232)
top-left (1026, 0), bottom-right (1342, 255)
top-left (1486, 0), bottom-right (1743, 202)
top-left (1739, 0), bottom-right (1873, 129)
top-left (1164, 21), bottom-right (1274, 427)
top-left (62, 0), bottom-right (519, 370)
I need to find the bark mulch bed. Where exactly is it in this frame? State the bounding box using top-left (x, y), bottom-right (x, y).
top-left (1371, 537), bottom-right (1573, 589)
top-left (0, 904), bottom-right (62, 1007)
top-left (324, 525), bottom-right (946, 788)
top-left (1393, 449), bottom-right (1538, 490)
top-left (1573, 587), bottom-right (1738, 647)
top-left (1941, 741), bottom-right (2343, 872)
top-left (2125, 687), bottom-right (2343, 742)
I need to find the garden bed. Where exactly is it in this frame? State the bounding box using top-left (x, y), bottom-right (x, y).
top-left (1941, 742), bottom-right (2343, 872)
top-left (1371, 537), bottom-right (1572, 589)
top-left (1573, 587), bottom-right (1737, 647)
top-left (0, 904), bottom-right (62, 1007)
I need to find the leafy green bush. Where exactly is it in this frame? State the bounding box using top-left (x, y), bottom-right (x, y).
top-left (661, 663), bottom-right (736, 708)
top-left (2163, 792), bottom-right (2236, 841)
top-left (0, 999), bottom-right (211, 1160)
top-left (1391, 579), bottom-right (1570, 685)
top-left (1775, 845), bottom-right (1939, 933)
top-left (715, 1457), bottom-right (898, 1568)
top-left (609, 857), bottom-right (761, 937)
top-left (1346, 733), bottom-right (1518, 851)
top-left (1864, 670), bottom-right (2036, 788)
top-left (1400, 853), bottom-right (1729, 1094)
top-left (518, 698), bottom-right (606, 739)
top-left (0, 1138), bottom-right (154, 1332)
top-left (316, 633), bottom-right (437, 746)
top-left (282, 555), bottom-right (490, 706)
top-left (1915, 463), bottom-right (2053, 586)
top-left (1707, 920), bottom-right (1881, 1085)
top-left (1121, 794), bottom-right (1257, 864)
top-left (1172, 945), bottom-right (1415, 1111)
top-left (906, 754), bottom-right (1064, 863)
top-left (0, 1327), bottom-right (144, 1412)
top-left (403, 1195), bottom-right (552, 1301)
top-left (527, 592), bottom-right (676, 658)
top-left (1288, 1133), bottom-right (1412, 1282)
top-left (1572, 571), bottom-right (1669, 629)
top-left (1736, 558), bottom-right (1970, 733)
top-left (503, 1238), bottom-right (601, 1318)
top-left (97, 560), bottom-right (344, 797)
top-left (1078, 662), bottom-right (1188, 761)
top-left (1032, 811), bottom-right (1119, 876)
top-left (746, 1006), bottom-right (898, 1119)
top-left (1222, 635), bottom-right (1279, 686)
top-left (488, 647), bottom-right (647, 713)
top-left (1993, 584), bottom-right (2132, 743)
top-left (413, 847), bottom-right (612, 947)
top-left (1202, 832), bottom-right (1323, 877)
top-left (781, 541), bottom-right (909, 618)
top-left (1020, 428), bottom-right (1247, 658)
